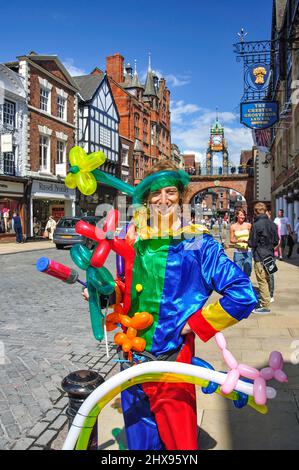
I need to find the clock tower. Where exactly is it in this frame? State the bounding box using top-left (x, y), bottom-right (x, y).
top-left (206, 114), bottom-right (229, 175)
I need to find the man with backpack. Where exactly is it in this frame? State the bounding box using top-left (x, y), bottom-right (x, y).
top-left (248, 203), bottom-right (279, 314)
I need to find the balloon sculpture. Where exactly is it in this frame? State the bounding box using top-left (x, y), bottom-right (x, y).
top-left (36, 146), bottom-right (290, 451)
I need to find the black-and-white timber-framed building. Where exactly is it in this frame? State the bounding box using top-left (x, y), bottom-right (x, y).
top-left (74, 71), bottom-right (120, 213)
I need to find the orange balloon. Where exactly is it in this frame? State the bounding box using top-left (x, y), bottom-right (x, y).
top-left (127, 327), bottom-right (137, 340)
top-left (132, 337), bottom-right (146, 352)
top-left (131, 312), bottom-right (154, 330)
top-left (114, 332), bottom-right (127, 345)
top-left (119, 314), bottom-right (132, 328)
top-left (123, 341), bottom-right (133, 353)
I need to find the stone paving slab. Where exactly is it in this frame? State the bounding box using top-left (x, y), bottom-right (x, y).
top-left (0, 248), bottom-right (119, 450)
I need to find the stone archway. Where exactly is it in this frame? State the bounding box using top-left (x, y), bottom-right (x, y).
top-left (183, 175), bottom-right (254, 216)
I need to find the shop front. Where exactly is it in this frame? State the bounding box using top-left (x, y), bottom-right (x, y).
top-left (30, 179), bottom-right (76, 237)
top-left (78, 184), bottom-right (117, 216)
top-left (0, 177), bottom-right (26, 239)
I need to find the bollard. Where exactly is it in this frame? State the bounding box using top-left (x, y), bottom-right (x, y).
top-left (61, 370), bottom-right (104, 450)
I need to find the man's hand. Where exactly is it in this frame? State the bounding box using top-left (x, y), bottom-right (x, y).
top-left (181, 322), bottom-right (192, 336)
top-left (82, 288), bottom-right (89, 302)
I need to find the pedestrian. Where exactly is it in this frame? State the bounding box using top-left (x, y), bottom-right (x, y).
top-left (82, 160), bottom-right (257, 450)
top-left (12, 211), bottom-right (23, 243)
top-left (294, 217), bottom-right (299, 255)
top-left (274, 209), bottom-right (292, 260)
top-left (248, 202), bottom-right (279, 314)
top-left (266, 210), bottom-right (275, 303)
top-left (45, 215), bottom-right (57, 241)
top-left (230, 208), bottom-right (252, 277)
top-left (2, 207), bottom-right (10, 232)
top-left (33, 217), bottom-right (41, 237)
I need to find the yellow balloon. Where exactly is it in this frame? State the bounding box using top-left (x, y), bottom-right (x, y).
top-left (69, 146), bottom-right (86, 168)
top-left (65, 172), bottom-right (77, 189)
top-left (77, 172), bottom-right (97, 196)
top-left (81, 152), bottom-right (106, 172)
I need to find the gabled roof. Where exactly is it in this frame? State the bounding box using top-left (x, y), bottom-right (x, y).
top-left (16, 53), bottom-right (79, 89)
top-left (73, 73), bottom-right (105, 101)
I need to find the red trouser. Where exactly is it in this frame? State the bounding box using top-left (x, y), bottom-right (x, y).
top-left (141, 333), bottom-right (198, 450)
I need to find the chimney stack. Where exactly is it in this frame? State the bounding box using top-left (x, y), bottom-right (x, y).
top-left (106, 53), bottom-right (124, 83)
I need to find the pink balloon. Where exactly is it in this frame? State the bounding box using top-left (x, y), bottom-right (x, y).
top-left (215, 332), bottom-right (227, 350)
top-left (274, 369), bottom-right (288, 383)
top-left (221, 369), bottom-right (240, 395)
top-left (222, 349), bottom-right (238, 370)
top-left (260, 367), bottom-right (274, 381)
top-left (253, 377), bottom-right (267, 405)
top-left (238, 364), bottom-right (260, 380)
top-left (269, 351), bottom-right (283, 370)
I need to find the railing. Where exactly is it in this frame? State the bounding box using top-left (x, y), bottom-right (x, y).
top-left (187, 166), bottom-right (254, 177)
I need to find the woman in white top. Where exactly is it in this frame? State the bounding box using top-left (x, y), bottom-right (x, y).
top-left (230, 208), bottom-right (252, 277)
top-left (45, 216), bottom-right (57, 241)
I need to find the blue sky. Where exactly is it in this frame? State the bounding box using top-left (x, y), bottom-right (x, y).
top-left (1, 0), bottom-right (273, 164)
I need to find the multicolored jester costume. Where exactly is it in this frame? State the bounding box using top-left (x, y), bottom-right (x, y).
top-left (39, 148), bottom-right (287, 451)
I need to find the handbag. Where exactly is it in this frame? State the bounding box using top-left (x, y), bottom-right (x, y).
top-left (261, 255), bottom-right (278, 276)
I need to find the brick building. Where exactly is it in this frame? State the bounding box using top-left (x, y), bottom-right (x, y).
top-left (6, 52), bottom-right (78, 236)
top-left (183, 153), bottom-right (196, 175)
top-left (105, 53), bottom-right (171, 184)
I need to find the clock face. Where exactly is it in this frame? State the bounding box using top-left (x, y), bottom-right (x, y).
top-left (212, 135), bottom-right (222, 145)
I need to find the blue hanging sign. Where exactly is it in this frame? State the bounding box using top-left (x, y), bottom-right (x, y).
top-left (240, 101), bottom-right (279, 130)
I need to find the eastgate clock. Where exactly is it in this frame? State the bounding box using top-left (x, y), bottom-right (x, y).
top-left (212, 135), bottom-right (222, 146)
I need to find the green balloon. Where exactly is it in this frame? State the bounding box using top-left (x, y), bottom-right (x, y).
top-left (93, 170), bottom-right (134, 197)
top-left (70, 244), bottom-right (92, 271)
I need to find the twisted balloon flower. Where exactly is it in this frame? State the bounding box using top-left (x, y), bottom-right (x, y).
top-left (65, 147), bottom-right (106, 196)
top-left (70, 243), bottom-right (115, 341)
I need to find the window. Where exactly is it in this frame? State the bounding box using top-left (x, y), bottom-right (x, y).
top-left (143, 119), bottom-right (148, 143)
top-left (39, 135), bottom-right (49, 170)
top-left (151, 125), bottom-right (156, 145)
top-left (99, 127), bottom-right (111, 147)
top-left (40, 88), bottom-right (50, 112)
top-left (134, 113), bottom-right (140, 139)
top-left (57, 97), bottom-right (66, 120)
top-left (57, 141), bottom-right (65, 164)
top-left (3, 150), bottom-right (15, 175)
top-left (121, 147), bottom-right (129, 166)
top-left (220, 202), bottom-right (224, 209)
top-left (220, 193), bottom-right (224, 199)
top-left (3, 100), bottom-right (16, 127)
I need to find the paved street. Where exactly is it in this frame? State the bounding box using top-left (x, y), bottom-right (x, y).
top-left (0, 246), bottom-right (119, 450)
top-left (1, 243), bottom-right (299, 450)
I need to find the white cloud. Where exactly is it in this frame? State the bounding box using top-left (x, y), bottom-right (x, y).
top-left (63, 58), bottom-right (87, 77)
top-left (171, 103), bottom-right (253, 166)
top-left (140, 68), bottom-right (191, 88)
top-left (164, 74), bottom-right (191, 87)
top-left (170, 100), bottom-right (200, 124)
